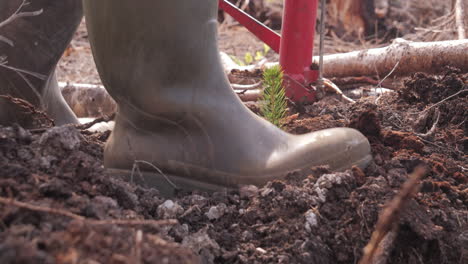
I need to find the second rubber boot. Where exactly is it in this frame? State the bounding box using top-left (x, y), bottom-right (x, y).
top-left (0, 0), bottom-right (82, 127)
top-left (84, 0), bottom-right (372, 196)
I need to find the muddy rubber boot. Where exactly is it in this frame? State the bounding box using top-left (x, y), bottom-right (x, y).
top-left (0, 0), bottom-right (82, 127)
top-left (83, 0), bottom-right (372, 196)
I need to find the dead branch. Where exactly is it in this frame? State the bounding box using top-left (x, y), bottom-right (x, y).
top-left (0, 95), bottom-right (54, 126)
top-left (455, 0), bottom-right (466, 39)
top-left (60, 82), bottom-right (262, 118)
top-left (231, 81), bottom-right (262, 90)
top-left (228, 40), bottom-right (468, 78)
top-left (0, 196), bottom-right (177, 227)
top-left (319, 39), bottom-right (468, 78)
top-left (359, 167), bottom-right (427, 264)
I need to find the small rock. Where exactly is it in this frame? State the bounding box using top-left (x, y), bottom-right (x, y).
top-left (239, 185), bottom-right (259, 199)
top-left (39, 179), bottom-right (72, 198)
top-left (92, 196), bottom-right (118, 209)
top-left (170, 223), bottom-right (189, 242)
top-left (304, 210), bottom-right (318, 232)
top-left (205, 203), bottom-right (227, 220)
top-left (39, 155), bottom-right (56, 169)
top-left (260, 187), bottom-right (273, 197)
top-left (157, 200), bottom-right (184, 219)
top-left (182, 227), bottom-right (221, 263)
top-left (313, 172), bottom-right (354, 203)
top-left (240, 230), bottom-right (253, 242)
top-left (278, 254), bottom-right (290, 263)
top-left (13, 124), bottom-right (32, 143)
top-left (188, 194), bottom-right (208, 207)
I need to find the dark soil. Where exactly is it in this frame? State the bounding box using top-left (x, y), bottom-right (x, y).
top-left (1, 71), bottom-right (467, 264)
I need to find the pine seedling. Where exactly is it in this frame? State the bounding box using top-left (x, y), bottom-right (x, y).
top-left (260, 65), bottom-right (287, 128)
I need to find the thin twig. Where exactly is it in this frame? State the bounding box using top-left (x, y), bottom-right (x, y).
top-left (76, 113), bottom-right (116, 130)
top-left (0, 1), bottom-right (43, 29)
top-left (0, 36), bottom-right (14, 47)
top-left (0, 60), bottom-right (47, 80)
top-left (416, 109), bottom-right (440, 139)
top-left (359, 167), bottom-right (426, 264)
top-left (377, 61), bottom-right (400, 88)
top-left (423, 89), bottom-right (468, 113)
top-left (0, 0), bottom-right (43, 46)
top-left (322, 78), bottom-right (356, 104)
top-left (134, 160), bottom-right (179, 190)
top-left (133, 230), bottom-right (143, 264)
top-left (0, 196), bottom-right (177, 227)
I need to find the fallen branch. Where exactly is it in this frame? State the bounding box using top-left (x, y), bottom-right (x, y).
top-left (231, 81), bottom-right (262, 90)
top-left (319, 39), bottom-right (468, 78)
top-left (60, 81), bottom-right (262, 118)
top-left (359, 167), bottom-right (426, 264)
top-left (0, 196), bottom-right (177, 227)
top-left (225, 40), bottom-right (468, 78)
top-left (455, 0), bottom-right (466, 39)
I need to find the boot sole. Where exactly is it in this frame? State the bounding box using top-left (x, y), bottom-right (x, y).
top-left (107, 154), bottom-right (372, 197)
top-left (107, 168), bottom-right (230, 197)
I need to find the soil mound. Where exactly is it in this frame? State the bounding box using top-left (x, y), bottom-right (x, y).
top-left (1, 72), bottom-right (467, 264)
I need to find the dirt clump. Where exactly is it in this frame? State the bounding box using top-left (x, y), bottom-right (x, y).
top-left (0, 125), bottom-right (199, 264)
top-left (400, 68), bottom-right (466, 105)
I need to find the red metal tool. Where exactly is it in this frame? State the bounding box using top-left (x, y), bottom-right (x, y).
top-left (219, 0), bottom-right (319, 102)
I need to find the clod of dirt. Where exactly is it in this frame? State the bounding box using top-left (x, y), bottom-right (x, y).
top-left (399, 67), bottom-right (467, 105)
top-left (182, 227), bottom-right (221, 264)
top-left (39, 125), bottom-right (82, 151)
top-left (382, 130), bottom-right (425, 153)
top-left (348, 103), bottom-right (382, 139)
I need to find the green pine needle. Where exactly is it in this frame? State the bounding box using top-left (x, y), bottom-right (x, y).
top-left (260, 65), bottom-right (287, 128)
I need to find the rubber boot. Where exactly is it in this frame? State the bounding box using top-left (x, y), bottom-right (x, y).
top-left (0, 0), bottom-right (82, 127)
top-left (83, 0), bottom-right (372, 195)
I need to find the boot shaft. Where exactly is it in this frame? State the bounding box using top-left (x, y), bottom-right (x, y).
top-left (83, 0), bottom-right (234, 115)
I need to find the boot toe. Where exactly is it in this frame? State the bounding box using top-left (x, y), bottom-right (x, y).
top-left (290, 127), bottom-right (372, 171)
